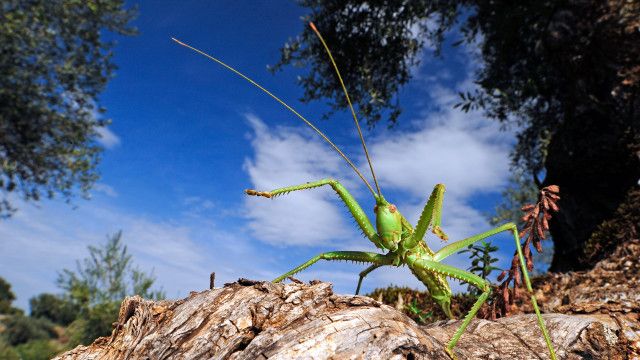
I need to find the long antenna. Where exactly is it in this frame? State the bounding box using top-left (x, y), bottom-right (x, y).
top-left (308, 22), bottom-right (383, 198)
top-left (171, 37), bottom-right (377, 197)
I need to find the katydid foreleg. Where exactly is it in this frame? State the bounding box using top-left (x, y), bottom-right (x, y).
top-left (405, 184), bottom-right (448, 249)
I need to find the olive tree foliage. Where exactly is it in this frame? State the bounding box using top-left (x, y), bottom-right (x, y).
top-left (273, 0), bottom-right (640, 271)
top-left (270, 1), bottom-right (457, 126)
top-left (0, 0), bottom-right (137, 218)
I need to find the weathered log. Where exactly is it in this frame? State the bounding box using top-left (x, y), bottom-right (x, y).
top-left (55, 278), bottom-right (631, 360)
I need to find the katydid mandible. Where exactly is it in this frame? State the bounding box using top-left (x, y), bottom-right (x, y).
top-left (172, 22), bottom-right (557, 360)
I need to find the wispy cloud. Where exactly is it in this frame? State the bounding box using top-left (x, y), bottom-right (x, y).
top-left (369, 81), bottom-right (511, 228)
top-left (243, 114), bottom-right (360, 247)
top-left (95, 125), bottom-right (121, 149)
top-left (92, 183), bottom-right (118, 198)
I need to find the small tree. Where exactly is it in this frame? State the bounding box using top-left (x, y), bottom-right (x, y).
top-left (57, 231), bottom-right (165, 309)
top-left (57, 231), bottom-right (164, 345)
top-left (460, 240), bottom-right (500, 296)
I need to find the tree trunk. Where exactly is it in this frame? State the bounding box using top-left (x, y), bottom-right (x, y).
top-left (540, 0), bottom-right (640, 272)
top-left (544, 111), bottom-right (639, 272)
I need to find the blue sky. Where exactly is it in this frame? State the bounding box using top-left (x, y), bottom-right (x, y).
top-left (1, 1), bottom-right (530, 310)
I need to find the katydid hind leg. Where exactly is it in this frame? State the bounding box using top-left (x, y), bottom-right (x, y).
top-left (430, 223), bottom-right (557, 360)
top-left (409, 257), bottom-right (491, 360)
top-left (509, 224), bottom-right (557, 360)
top-left (433, 223), bottom-right (514, 262)
top-left (273, 251), bottom-right (394, 283)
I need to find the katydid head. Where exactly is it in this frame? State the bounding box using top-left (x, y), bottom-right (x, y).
top-left (373, 196), bottom-right (402, 251)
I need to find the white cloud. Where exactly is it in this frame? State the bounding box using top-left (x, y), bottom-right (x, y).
top-left (183, 196), bottom-right (215, 209)
top-left (242, 114), bottom-right (362, 247)
top-left (95, 125), bottom-right (121, 149)
top-left (92, 183), bottom-right (118, 197)
top-left (369, 83), bottom-right (510, 200)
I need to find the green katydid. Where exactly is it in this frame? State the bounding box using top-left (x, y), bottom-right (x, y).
top-left (172, 22), bottom-right (557, 360)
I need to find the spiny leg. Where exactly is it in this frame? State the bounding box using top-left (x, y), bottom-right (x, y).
top-left (405, 184), bottom-right (448, 250)
top-left (355, 264), bottom-right (383, 295)
top-left (432, 223), bottom-right (557, 360)
top-left (409, 257), bottom-right (490, 360)
top-left (273, 251), bottom-right (394, 283)
top-left (247, 178), bottom-right (384, 249)
top-left (433, 223), bottom-right (514, 262)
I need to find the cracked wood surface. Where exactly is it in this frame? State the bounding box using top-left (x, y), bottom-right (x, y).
top-left (55, 279), bottom-right (631, 360)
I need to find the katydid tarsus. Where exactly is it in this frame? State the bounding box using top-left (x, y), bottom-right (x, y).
top-left (172, 22), bottom-right (557, 360)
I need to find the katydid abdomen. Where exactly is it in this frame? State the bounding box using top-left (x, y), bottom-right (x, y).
top-left (405, 246), bottom-right (455, 319)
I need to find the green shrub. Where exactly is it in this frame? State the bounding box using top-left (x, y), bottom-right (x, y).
top-left (66, 301), bottom-right (119, 346)
top-left (64, 318), bottom-right (87, 349)
top-left (1, 315), bottom-right (56, 346)
top-left (460, 240), bottom-right (500, 295)
top-left (0, 338), bottom-right (20, 360)
top-left (29, 293), bottom-right (79, 325)
top-left (14, 339), bottom-right (63, 360)
top-left (83, 301), bottom-right (119, 344)
top-left (0, 277), bottom-right (23, 316)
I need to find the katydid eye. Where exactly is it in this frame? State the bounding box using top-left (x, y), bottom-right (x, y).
top-left (389, 204), bottom-right (397, 213)
top-left (373, 205), bottom-right (378, 213)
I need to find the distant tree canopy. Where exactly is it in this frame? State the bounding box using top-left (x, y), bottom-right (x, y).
top-left (29, 293), bottom-right (79, 326)
top-left (273, 0), bottom-right (640, 271)
top-left (0, 276), bottom-right (20, 314)
top-left (0, 0), bottom-right (137, 218)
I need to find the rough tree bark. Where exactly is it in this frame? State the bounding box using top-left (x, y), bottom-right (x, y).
top-left (55, 241), bottom-right (640, 360)
top-left (53, 281), bottom-right (625, 360)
